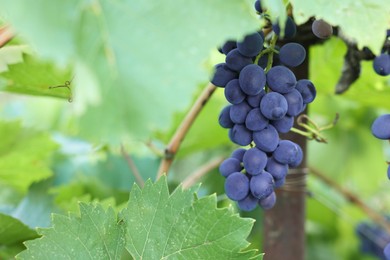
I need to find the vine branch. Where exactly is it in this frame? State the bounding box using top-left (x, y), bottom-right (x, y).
top-left (156, 82), bottom-right (217, 179)
top-left (309, 166), bottom-right (390, 234)
top-left (120, 144), bottom-right (145, 188)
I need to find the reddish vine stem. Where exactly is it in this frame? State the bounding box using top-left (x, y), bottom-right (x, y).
top-left (309, 166), bottom-right (390, 234)
top-left (182, 156), bottom-right (225, 189)
top-left (120, 144), bottom-right (145, 188)
top-left (156, 82), bottom-right (217, 179)
top-left (0, 26), bottom-right (15, 48)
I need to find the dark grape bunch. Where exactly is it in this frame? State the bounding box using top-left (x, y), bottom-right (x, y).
top-left (213, 0), bottom-right (316, 211)
top-left (355, 221), bottom-right (390, 259)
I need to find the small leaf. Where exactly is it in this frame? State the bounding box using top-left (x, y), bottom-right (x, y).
top-left (121, 176), bottom-right (262, 259)
top-left (0, 45), bottom-right (30, 73)
top-left (0, 213), bottom-right (38, 246)
top-left (16, 203), bottom-right (126, 260)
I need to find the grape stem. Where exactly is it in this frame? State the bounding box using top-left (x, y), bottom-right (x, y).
top-left (156, 82), bottom-right (217, 179)
top-left (120, 144), bottom-right (145, 188)
top-left (0, 25), bottom-right (14, 48)
top-left (309, 166), bottom-right (390, 235)
top-left (182, 156), bottom-right (225, 189)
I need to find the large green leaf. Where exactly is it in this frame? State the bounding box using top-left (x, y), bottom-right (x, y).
top-left (0, 121), bottom-right (58, 193)
top-left (121, 176), bottom-right (262, 259)
top-left (0, 0), bottom-right (259, 143)
top-left (16, 203), bottom-right (126, 260)
top-left (290, 0), bottom-right (390, 54)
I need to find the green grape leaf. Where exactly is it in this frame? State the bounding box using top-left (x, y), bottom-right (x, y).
top-left (290, 0), bottom-right (390, 54)
top-left (0, 213), bottom-right (38, 246)
top-left (16, 203), bottom-right (126, 260)
top-left (0, 0), bottom-right (259, 143)
top-left (0, 45), bottom-right (30, 73)
top-left (0, 121), bottom-right (58, 193)
top-left (120, 176), bottom-right (262, 259)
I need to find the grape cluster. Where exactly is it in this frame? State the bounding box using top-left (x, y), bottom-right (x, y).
top-left (371, 114), bottom-right (390, 178)
top-left (213, 1), bottom-right (317, 211)
top-left (355, 221), bottom-right (390, 259)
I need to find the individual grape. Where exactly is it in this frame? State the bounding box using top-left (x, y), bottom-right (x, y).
top-left (274, 140), bottom-right (300, 164)
top-left (250, 171), bottom-right (274, 199)
top-left (266, 156), bottom-right (288, 180)
top-left (259, 191), bottom-right (276, 209)
top-left (254, 0), bottom-right (262, 13)
top-left (289, 143), bottom-right (303, 167)
top-left (239, 64), bottom-right (266, 95)
top-left (373, 53), bottom-right (390, 76)
top-left (246, 89), bottom-right (265, 107)
top-left (273, 17), bottom-right (296, 39)
top-left (226, 49), bottom-right (253, 72)
top-left (260, 92), bottom-right (288, 120)
top-left (243, 147), bottom-right (268, 175)
top-left (238, 194), bottom-right (259, 211)
top-left (218, 105), bottom-right (234, 128)
top-left (311, 19), bottom-right (333, 39)
top-left (221, 40), bottom-right (237, 55)
top-left (237, 32), bottom-right (264, 57)
top-left (295, 79), bottom-right (316, 104)
top-left (225, 172), bottom-right (250, 201)
top-left (271, 115), bottom-right (294, 133)
top-left (224, 79), bottom-right (246, 104)
top-left (385, 242), bottom-right (390, 260)
top-left (279, 43), bottom-right (306, 67)
top-left (253, 125), bottom-right (279, 152)
top-left (231, 148), bottom-right (246, 161)
top-left (219, 158), bottom-right (242, 177)
top-left (245, 108), bottom-right (269, 131)
top-left (371, 114), bottom-right (390, 139)
top-left (211, 63), bottom-right (238, 87)
top-left (229, 124), bottom-right (252, 146)
top-left (284, 89), bottom-right (304, 117)
top-left (230, 101), bottom-right (252, 124)
top-left (266, 65), bottom-right (297, 93)
top-left (274, 177), bottom-right (285, 188)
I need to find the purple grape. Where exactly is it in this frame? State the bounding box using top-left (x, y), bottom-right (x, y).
top-left (224, 79), bottom-right (246, 104)
top-left (266, 157), bottom-right (288, 180)
top-left (266, 65), bottom-right (297, 93)
top-left (284, 89), bottom-right (304, 116)
top-left (246, 90), bottom-right (265, 107)
top-left (230, 101), bottom-right (251, 124)
top-left (221, 40), bottom-right (237, 55)
top-left (245, 108), bottom-right (269, 131)
top-left (250, 171), bottom-right (274, 199)
top-left (274, 178), bottom-right (285, 188)
top-left (231, 148), bottom-right (246, 161)
top-left (225, 172), bottom-right (250, 201)
top-left (273, 17), bottom-right (296, 39)
top-left (259, 191), bottom-right (276, 209)
top-left (254, 0), bottom-right (262, 13)
top-left (226, 49), bottom-right (253, 72)
top-left (295, 79), bottom-right (316, 104)
top-left (229, 124), bottom-right (252, 146)
top-left (238, 194), bottom-right (259, 211)
top-left (239, 64), bottom-right (266, 96)
top-left (373, 53), bottom-right (390, 76)
top-left (388, 165), bottom-right (390, 180)
top-left (219, 158), bottom-right (242, 177)
top-left (243, 147), bottom-right (267, 175)
top-left (253, 125), bottom-right (279, 152)
top-left (218, 105), bottom-right (234, 128)
top-left (311, 19), bottom-right (333, 39)
top-left (274, 140), bottom-right (300, 164)
top-left (279, 43), bottom-right (306, 67)
top-left (260, 92), bottom-right (288, 120)
top-left (271, 115), bottom-right (294, 133)
top-left (289, 144), bottom-right (303, 168)
top-left (384, 242), bottom-right (390, 260)
top-left (371, 114), bottom-right (390, 139)
top-left (211, 63), bottom-right (238, 87)
top-left (237, 32), bottom-right (264, 57)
